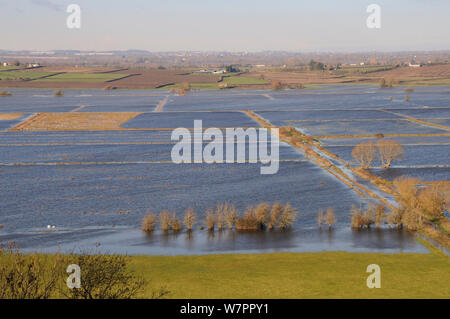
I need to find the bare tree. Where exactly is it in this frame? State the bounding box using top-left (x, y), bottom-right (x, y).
top-left (141, 213), bottom-right (157, 232)
top-left (254, 202), bottom-right (271, 230)
top-left (317, 209), bottom-right (324, 229)
top-left (204, 208), bottom-right (216, 231)
top-left (268, 202), bottom-right (284, 230)
top-left (224, 202), bottom-right (238, 230)
top-left (352, 141), bottom-right (377, 168)
top-left (215, 203), bottom-right (226, 230)
top-left (325, 207), bottom-right (336, 230)
top-left (159, 211), bottom-right (171, 231)
top-left (170, 213), bottom-right (183, 232)
top-left (376, 139), bottom-right (404, 168)
top-left (278, 204), bottom-right (298, 230)
top-left (183, 207), bottom-right (196, 231)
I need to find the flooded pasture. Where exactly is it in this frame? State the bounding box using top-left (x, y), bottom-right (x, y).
top-left (0, 86), bottom-right (448, 255)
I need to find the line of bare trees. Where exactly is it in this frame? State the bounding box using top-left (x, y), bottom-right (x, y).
top-left (142, 202), bottom-right (298, 233)
top-left (349, 177), bottom-right (448, 231)
top-left (352, 139), bottom-right (404, 168)
top-left (388, 177), bottom-right (449, 231)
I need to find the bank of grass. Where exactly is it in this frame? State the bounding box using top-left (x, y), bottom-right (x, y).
top-left (223, 75), bottom-right (268, 85)
top-left (161, 83), bottom-right (220, 90)
top-left (133, 252), bottom-right (449, 299)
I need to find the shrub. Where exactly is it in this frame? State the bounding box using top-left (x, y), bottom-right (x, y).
top-left (387, 208), bottom-right (404, 229)
top-left (361, 203), bottom-right (376, 228)
top-left (61, 253), bottom-right (148, 299)
top-left (179, 82), bottom-right (191, 91)
top-left (224, 202), bottom-right (238, 230)
top-left (317, 209), bottom-right (324, 229)
top-left (278, 204), bottom-right (298, 230)
top-left (169, 87), bottom-right (176, 93)
top-left (287, 83), bottom-right (305, 89)
top-left (0, 91), bottom-right (12, 97)
top-left (390, 177), bottom-right (448, 230)
top-left (378, 78), bottom-right (393, 88)
top-left (0, 246), bottom-right (63, 299)
top-left (218, 82), bottom-right (229, 89)
top-left (325, 207), bottom-right (336, 230)
top-left (351, 205), bottom-right (363, 229)
top-left (183, 207), bottom-right (196, 231)
top-left (141, 213), bottom-right (157, 232)
top-left (236, 207), bottom-right (259, 231)
top-left (53, 90), bottom-right (64, 97)
top-left (254, 202), bottom-right (270, 230)
top-left (375, 204), bottom-right (386, 227)
top-left (170, 214), bottom-right (183, 232)
top-left (204, 208), bottom-right (216, 231)
top-left (215, 203), bottom-right (226, 231)
top-left (271, 80), bottom-right (283, 90)
top-left (159, 211), bottom-right (171, 231)
top-left (418, 182), bottom-right (448, 221)
top-left (268, 202), bottom-right (284, 230)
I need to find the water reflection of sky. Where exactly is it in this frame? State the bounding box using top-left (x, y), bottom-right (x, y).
top-left (4, 226), bottom-right (428, 255)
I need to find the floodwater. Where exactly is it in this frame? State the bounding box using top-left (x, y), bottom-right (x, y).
top-left (1, 85), bottom-right (448, 255)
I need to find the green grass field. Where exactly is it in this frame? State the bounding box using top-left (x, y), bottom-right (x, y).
top-left (223, 75), bottom-right (268, 85)
top-left (0, 66), bottom-right (22, 71)
top-left (0, 71), bottom-right (57, 81)
top-left (341, 65), bottom-right (395, 74)
top-left (134, 251), bottom-right (449, 299)
top-left (36, 72), bottom-right (129, 83)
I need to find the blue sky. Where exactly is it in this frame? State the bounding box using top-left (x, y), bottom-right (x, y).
top-left (1, 0), bottom-right (449, 51)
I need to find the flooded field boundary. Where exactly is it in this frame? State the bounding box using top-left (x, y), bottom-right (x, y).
top-left (0, 113), bottom-right (24, 120)
top-left (379, 109), bottom-right (450, 131)
top-left (315, 133), bottom-right (450, 139)
top-left (243, 110), bottom-right (396, 209)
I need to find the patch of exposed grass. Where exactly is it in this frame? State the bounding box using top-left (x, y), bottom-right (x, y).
top-left (131, 252), bottom-right (450, 299)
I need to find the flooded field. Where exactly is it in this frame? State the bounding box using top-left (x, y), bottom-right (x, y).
top-left (0, 85), bottom-right (448, 255)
